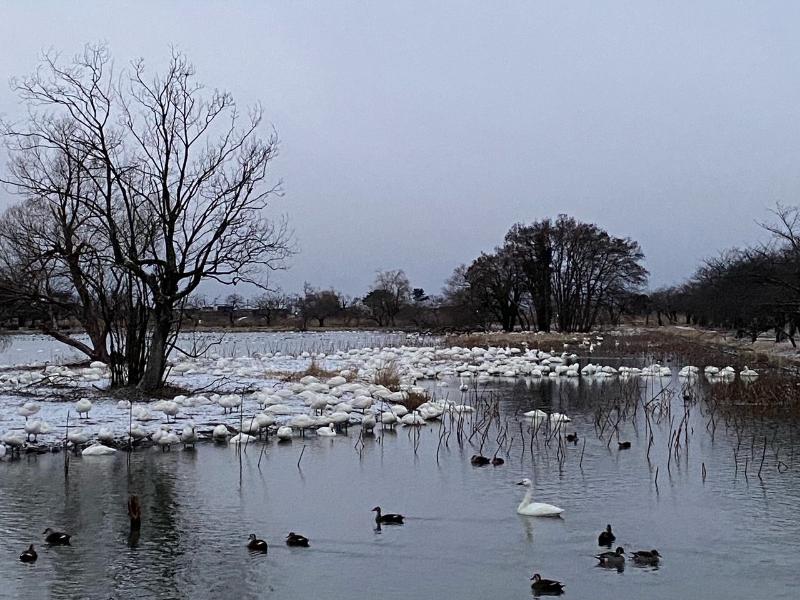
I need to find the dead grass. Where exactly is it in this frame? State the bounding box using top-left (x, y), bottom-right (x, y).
top-left (401, 389), bottom-right (429, 411)
top-left (373, 360), bottom-right (401, 391)
top-left (268, 358), bottom-right (344, 382)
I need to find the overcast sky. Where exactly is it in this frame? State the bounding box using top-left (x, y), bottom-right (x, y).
top-left (1, 1), bottom-right (799, 299)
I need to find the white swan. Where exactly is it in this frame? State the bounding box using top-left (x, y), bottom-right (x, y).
top-left (516, 478), bottom-right (564, 517)
top-left (276, 426), bottom-right (293, 440)
top-left (180, 424), bottom-right (198, 447)
top-left (317, 423), bottom-right (336, 437)
top-left (82, 443), bottom-right (116, 456)
top-left (75, 398), bottom-right (92, 419)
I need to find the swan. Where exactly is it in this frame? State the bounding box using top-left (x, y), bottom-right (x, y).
top-left (181, 424), bottom-right (198, 448)
top-left (75, 398), bottom-right (92, 419)
top-left (24, 420), bottom-right (43, 441)
top-left (17, 401), bottom-right (40, 420)
top-left (82, 443), bottom-right (117, 456)
top-left (67, 429), bottom-right (89, 446)
top-left (317, 423), bottom-right (336, 437)
top-left (229, 433), bottom-right (257, 445)
top-left (516, 478), bottom-right (563, 517)
top-left (523, 409), bottom-right (547, 424)
top-left (160, 401), bottom-right (179, 422)
top-left (276, 426), bottom-right (293, 440)
top-left (380, 411), bottom-right (398, 428)
top-left (212, 424), bottom-right (230, 441)
top-left (98, 427), bottom-right (114, 444)
top-left (362, 413), bottom-right (376, 433)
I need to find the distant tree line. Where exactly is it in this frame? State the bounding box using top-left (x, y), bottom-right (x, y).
top-left (171, 216), bottom-right (649, 334)
top-left (646, 204), bottom-right (800, 346)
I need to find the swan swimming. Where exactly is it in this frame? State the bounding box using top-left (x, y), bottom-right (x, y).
top-left (516, 478), bottom-right (564, 517)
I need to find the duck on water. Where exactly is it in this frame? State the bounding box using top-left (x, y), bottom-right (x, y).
top-left (372, 506), bottom-right (404, 524)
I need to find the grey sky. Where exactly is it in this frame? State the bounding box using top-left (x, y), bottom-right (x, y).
top-left (2, 1), bottom-right (798, 299)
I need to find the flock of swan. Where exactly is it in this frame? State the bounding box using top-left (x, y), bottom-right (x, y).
top-left (0, 340), bottom-right (760, 457)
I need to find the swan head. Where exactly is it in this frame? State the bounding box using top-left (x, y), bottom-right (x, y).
top-left (517, 478), bottom-right (532, 487)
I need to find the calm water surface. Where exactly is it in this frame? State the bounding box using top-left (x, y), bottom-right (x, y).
top-left (1, 374), bottom-right (799, 599)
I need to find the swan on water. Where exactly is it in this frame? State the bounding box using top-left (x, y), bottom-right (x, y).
top-left (516, 478), bottom-right (564, 517)
top-left (82, 443), bottom-right (117, 456)
top-left (181, 424), bottom-right (198, 447)
top-left (317, 423), bottom-right (336, 437)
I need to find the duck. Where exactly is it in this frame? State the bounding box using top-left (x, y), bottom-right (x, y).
top-left (530, 573), bottom-right (564, 595)
top-left (19, 544), bottom-right (37, 563)
top-left (618, 441), bottom-right (631, 449)
top-left (516, 478), bottom-right (563, 517)
top-left (470, 454), bottom-right (490, 466)
top-left (286, 532), bottom-right (310, 547)
top-left (596, 546), bottom-right (626, 567)
top-left (372, 506), bottom-right (404, 525)
top-left (565, 432), bottom-right (578, 443)
top-left (43, 528), bottom-right (71, 545)
top-left (247, 534), bottom-right (268, 552)
top-left (316, 423), bottom-right (336, 437)
top-left (75, 398), bottom-right (92, 419)
top-left (598, 524), bottom-right (616, 546)
top-left (631, 549), bottom-right (660, 565)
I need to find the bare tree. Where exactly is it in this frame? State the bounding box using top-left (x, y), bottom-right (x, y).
top-left (1, 45), bottom-right (292, 390)
top-left (367, 269), bottom-right (411, 327)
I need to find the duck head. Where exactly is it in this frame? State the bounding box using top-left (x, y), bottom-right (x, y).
top-left (517, 478), bottom-right (532, 486)
top-left (371, 506), bottom-right (381, 512)
top-left (530, 574), bottom-right (541, 582)
top-left (43, 528), bottom-right (53, 535)
top-left (615, 546), bottom-right (625, 555)
top-left (248, 534), bottom-right (257, 541)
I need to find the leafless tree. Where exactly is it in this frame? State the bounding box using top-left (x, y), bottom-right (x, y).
top-left (1, 45), bottom-right (292, 390)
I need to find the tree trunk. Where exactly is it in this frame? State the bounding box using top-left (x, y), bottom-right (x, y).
top-left (138, 307), bottom-right (172, 392)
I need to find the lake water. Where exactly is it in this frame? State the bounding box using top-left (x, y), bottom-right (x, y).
top-left (0, 333), bottom-right (798, 599)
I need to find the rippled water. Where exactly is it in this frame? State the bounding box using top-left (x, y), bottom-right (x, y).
top-left (1, 373), bottom-right (799, 599)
